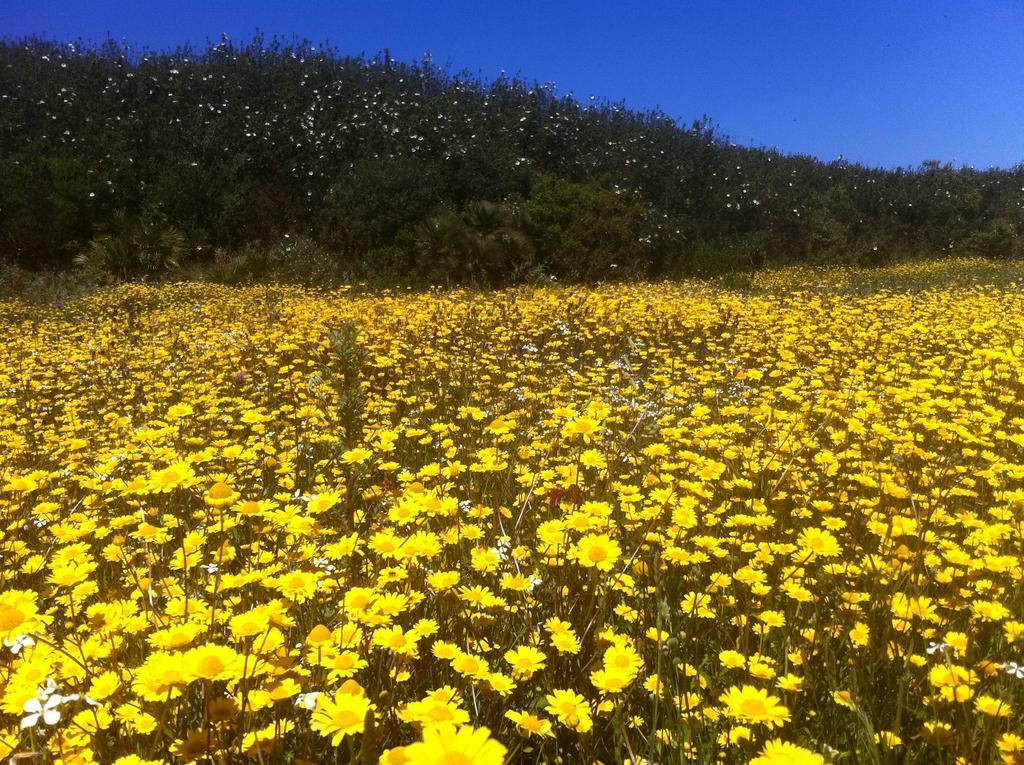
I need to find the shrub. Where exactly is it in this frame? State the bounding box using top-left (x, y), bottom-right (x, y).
top-left (523, 175), bottom-right (649, 280)
top-left (202, 236), bottom-right (346, 285)
top-left (963, 219), bottom-right (1021, 261)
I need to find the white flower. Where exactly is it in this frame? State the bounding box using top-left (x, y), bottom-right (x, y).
top-left (4, 634), bottom-right (36, 654)
top-left (312, 557), bottom-right (336, 573)
top-left (21, 695), bottom-right (61, 729)
top-left (1002, 661), bottom-right (1024, 679)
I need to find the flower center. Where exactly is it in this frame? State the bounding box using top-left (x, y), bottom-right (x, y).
top-left (740, 698), bottom-right (768, 717)
top-left (438, 754), bottom-right (473, 765)
top-left (0, 607), bottom-right (26, 631)
top-left (197, 655), bottom-right (225, 678)
top-left (333, 710), bottom-right (361, 730)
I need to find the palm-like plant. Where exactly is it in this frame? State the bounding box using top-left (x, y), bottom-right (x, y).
top-left (75, 214), bottom-right (187, 281)
top-left (413, 213), bottom-right (471, 284)
top-left (414, 202), bottom-right (535, 286)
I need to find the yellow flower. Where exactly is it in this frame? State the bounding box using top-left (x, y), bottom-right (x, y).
top-left (929, 664), bottom-right (977, 702)
top-left (976, 695), bottom-right (1013, 717)
top-left (486, 672), bottom-right (515, 695)
top-left (999, 733), bottom-right (1024, 757)
top-left (832, 690), bottom-right (856, 709)
top-left (749, 740), bottom-right (824, 765)
top-left (875, 731), bottom-right (902, 747)
top-left (241, 720), bottom-right (294, 758)
top-left (450, 651), bottom-right (489, 678)
top-left (228, 608), bottom-right (272, 640)
top-left (305, 491), bottom-right (342, 514)
top-left (166, 403), bottom-right (194, 419)
top-left (603, 643), bottom-right (642, 675)
top-left (572, 533), bottom-right (622, 571)
top-left (719, 685), bottom-right (790, 728)
top-left (719, 649), bottom-right (746, 669)
top-left (379, 745), bottom-right (412, 765)
top-left (306, 623), bottom-right (334, 647)
top-left (0, 590), bottom-right (44, 641)
top-left (374, 625), bottom-right (420, 656)
top-left (398, 687), bottom-right (470, 729)
top-left (545, 689), bottom-right (593, 732)
top-left (504, 645), bottom-right (546, 678)
top-left (849, 622), bottom-right (869, 647)
top-left (133, 651), bottom-right (189, 701)
top-left (590, 667), bottom-right (634, 694)
top-left (150, 621), bottom-right (204, 649)
top-left (183, 644), bottom-right (245, 682)
top-left (561, 416), bottom-right (602, 441)
top-left (87, 670), bottom-right (121, 700)
top-left (273, 570), bottom-right (321, 602)
top-left (146, 461), bottom-right (196, 493)
top-left (204, 481), bottom-right (238, 507)
top-left (504, 710), bottom-right (553, 738)
top-left (776, 674), bottom-right (804, 692)
top-left (341, 447), bottom-right (373, 465)
top-left (310, 690), bottom-right (372, 745)
top-left (795, 527), bottom-right (841, 558)
top-left (550, 631), bottom-right (581, 655)
top-left (403, 724), bottom-right (506, 765)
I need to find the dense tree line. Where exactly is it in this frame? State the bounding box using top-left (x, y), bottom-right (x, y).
top-left (1, 36), bottom-right (1021, 285)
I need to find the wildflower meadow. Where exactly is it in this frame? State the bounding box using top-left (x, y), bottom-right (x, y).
top-left (1, 259), bottom-right (1024, 764)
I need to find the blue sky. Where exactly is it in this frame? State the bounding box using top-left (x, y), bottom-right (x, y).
top-left (2, 1), bottom-right (1022, 169)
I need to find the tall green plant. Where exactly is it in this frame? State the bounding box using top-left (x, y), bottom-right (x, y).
top-left (74, 215), bottom-right (187, 281)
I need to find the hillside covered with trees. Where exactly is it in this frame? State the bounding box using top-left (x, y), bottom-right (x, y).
top-left (1, 36), bottom-right (1021, 285)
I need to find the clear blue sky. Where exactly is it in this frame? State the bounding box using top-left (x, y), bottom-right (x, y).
top-left (3, 1), bottom-right (1022, 169)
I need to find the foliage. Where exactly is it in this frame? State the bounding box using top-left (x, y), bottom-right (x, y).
top-left (73, 214), bottom-right (187, 281)
top-left (963, 219), bottom-right (1021, 261)
top-left (200, 236), bottom-right (345, 285)
top-left (0, 37), bottom-right (1020, 284)
top-left (0, 263), bottom-right (97, 302)
top-left (414, 201), bottom-right (534, 286)
top-left (522, 175), bottom-right (648, 280)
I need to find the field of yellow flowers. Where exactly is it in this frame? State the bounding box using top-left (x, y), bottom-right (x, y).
top-left (2, 259), bottom-right (1024, 765)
